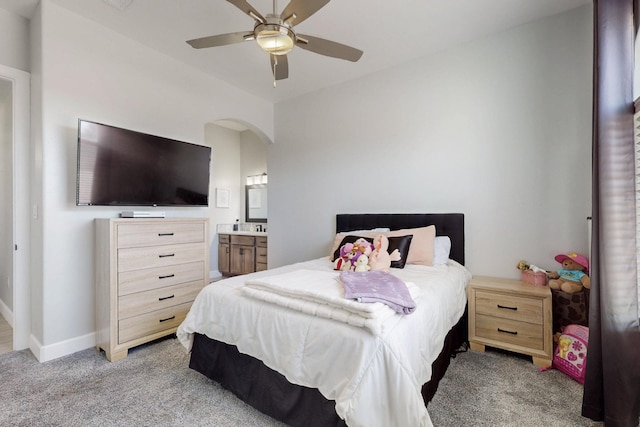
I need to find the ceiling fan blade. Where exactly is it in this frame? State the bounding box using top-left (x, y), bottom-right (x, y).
top-left (187, 32), bottom-right (253, 49)
top-left (226, 0), bottom-right (265, 23)
top-left (281, 0), bottom-right (330, 26)
top-left (270, 54), bottom-right (289, 80)
top-left (296, 34), bottom-right (363, 62)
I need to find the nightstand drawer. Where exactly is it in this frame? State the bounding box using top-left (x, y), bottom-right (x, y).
top-left (475, 314), bottom-right (544, 350)
top-left (475, 290), bottom-right (543, 324)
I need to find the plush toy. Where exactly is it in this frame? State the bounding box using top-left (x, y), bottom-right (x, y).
top-left (368, 235), bottom-right (401, 272)
top-left (354, 254), bottom-right (370, 272)
top-left (334, 239), bottom-right (375, 271)
top-left (353, 238), bottom-right (374, 258)
top-left (547, 252), bottom-right (590, 294)
top-left (334, 243), bottom-right (354, 271)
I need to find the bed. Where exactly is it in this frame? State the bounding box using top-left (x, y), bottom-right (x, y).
top-left (177, 213), bottom-right (470, 427)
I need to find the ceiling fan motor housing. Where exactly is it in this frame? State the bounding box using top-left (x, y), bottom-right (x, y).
top-left (254, 16), bottom-right (296, 55)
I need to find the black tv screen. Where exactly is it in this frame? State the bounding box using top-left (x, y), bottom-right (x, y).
top-left (76, 119), bottom-right (211, 206)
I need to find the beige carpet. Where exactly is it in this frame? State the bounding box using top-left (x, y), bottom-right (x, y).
top-left (0, 336), bottom-right (605, 427)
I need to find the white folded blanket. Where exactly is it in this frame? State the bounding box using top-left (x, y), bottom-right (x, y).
top-left (242, 269), bottom-right (420, 335)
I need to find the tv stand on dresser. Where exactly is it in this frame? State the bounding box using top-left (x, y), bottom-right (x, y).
top-left (95, 217), bottom-right (209, 361)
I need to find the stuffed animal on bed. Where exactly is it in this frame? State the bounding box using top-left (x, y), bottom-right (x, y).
top-left (354, 254), bottom-right (370, 272)
top-left (368, 235), bottom-right (401, 272)
top-left (334, 238), bottom-right (375, 271)
top-left (547, 252), bottom-right (590, 294)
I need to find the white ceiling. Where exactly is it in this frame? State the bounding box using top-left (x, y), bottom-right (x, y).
top-left (0, 0), bottom-right (591, 103)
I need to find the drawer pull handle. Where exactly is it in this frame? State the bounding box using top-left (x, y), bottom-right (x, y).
top-left (159, 274), bottom-right (175, 279)
top-left (158, 295), bottom-right (175, 301)
top-left (158, 233), bottom-right (174, 237)
top-left (159, 315), bottom-right (176, 323)
top-left (497, 304), bottom-right (517, 311)
top-left (497, 328), bottom-right (518, 335)
top-left (159, 253), bottom-right (175, 258)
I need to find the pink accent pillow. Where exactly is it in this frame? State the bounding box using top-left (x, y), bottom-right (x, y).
top-left (329, 225), bottom-right (436, 266)
top-left (553, 324), bottom-right (589, 384)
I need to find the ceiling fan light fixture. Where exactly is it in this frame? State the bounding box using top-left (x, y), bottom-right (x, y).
top-left (255, 24), bottom-right (295, 55)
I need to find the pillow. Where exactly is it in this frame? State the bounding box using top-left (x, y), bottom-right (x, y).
top-left (387, 235), bottom-right (413, 269)
top-left (383, 226), bottom-right (436, 266)
top-left (329, 225), bottom-right (436, 266)
top-left (331, 234), bottom-right (413, 269)
top-left (433, 236), bottom-right (451, 266)
top-left (553, 324), bottom-right (589, 384)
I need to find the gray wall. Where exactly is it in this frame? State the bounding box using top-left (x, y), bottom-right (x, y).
top-left (269, 5), bottom-right (593, 279)
top-left (26, 0), bottom-right (273, 360)
top-left (0, 8), bottom-right (29, 72)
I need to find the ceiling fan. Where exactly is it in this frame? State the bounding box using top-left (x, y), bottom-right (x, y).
top-left (186, 0), bottom-right (363, 86)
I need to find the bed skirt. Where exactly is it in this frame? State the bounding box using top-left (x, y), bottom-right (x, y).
top-left (188, 308), bottom-right (468, 426)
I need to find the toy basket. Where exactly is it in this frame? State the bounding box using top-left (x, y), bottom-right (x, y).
top-left (521, 270), bottom-right (547, 286)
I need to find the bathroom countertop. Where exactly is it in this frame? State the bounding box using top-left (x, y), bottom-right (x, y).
top-left (219, 230), bottom-right (268, 237)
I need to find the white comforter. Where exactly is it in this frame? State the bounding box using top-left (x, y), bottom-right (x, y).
top-left (242, 269), bottom-right (420, 335)
top-left (177, 257), bottom-right (471, 427)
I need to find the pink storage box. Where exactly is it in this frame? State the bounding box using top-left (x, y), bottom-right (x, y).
top-left (521, 270), bottom-right (547, 286)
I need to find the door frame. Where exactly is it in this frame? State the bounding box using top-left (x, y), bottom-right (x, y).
top-left (0, 63), bottom-right (30, 350)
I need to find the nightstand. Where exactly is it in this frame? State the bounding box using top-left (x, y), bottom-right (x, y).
top-left (468, 276), bottom-right (553, 368)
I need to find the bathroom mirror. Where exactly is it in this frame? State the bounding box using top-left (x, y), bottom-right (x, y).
top-left (245, 184), bottom-right (267, 223)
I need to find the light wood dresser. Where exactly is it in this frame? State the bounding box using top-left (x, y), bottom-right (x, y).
top-left (95, 218), bottom-right (209, 361)
top-left (468, 275), bottom-right (553, 368)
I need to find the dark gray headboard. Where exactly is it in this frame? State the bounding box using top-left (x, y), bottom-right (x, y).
top-left (336, 213), bottom-right (465, 266)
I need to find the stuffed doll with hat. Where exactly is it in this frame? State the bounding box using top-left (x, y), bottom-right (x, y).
top-left (547, 252), bottom-right (590, 294)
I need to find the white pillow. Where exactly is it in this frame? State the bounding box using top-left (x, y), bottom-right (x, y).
top-left (433, 236), bottom-right (451, 266)
top-left (350, 228), bottom-right (391, 233)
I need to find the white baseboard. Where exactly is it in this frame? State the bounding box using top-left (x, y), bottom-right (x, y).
top-left (29, 332), bottom-right (96, 362)
top-left (0, 298), bottom-right (14, 327)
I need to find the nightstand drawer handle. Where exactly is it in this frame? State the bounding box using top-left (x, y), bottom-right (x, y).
top-left (159, 315), bottom-right (176, 323)
top-left (497, 328), bottom-right (518, 335)
top-left (497, 304), bottom-right (517, 311)
top-left (158, 233), bottom-right (174, 236)
top-left (159, 253), bottom-right (175, 258)
top-left (158, 294), bottom-right (175, 301)
top-left (158, 274), bottom-right (175, 280)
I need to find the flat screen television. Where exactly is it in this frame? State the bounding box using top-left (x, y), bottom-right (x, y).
top-left (76, 119), bottom-right (211, 207)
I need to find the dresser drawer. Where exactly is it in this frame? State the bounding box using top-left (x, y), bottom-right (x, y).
top-left (230, 235), bottom-right (255, 246)
top-left (118, 261), bottom-right (204, 296)
top-left (117, 222), bottom-right (204, 248)
top-left (119, 280), bottom-right (202, 319)
top-left (475, 290), bottom-right (543, 324)
top-left (118, 242), bottom-right (205, 272)
top-left (118, 302), bottom-right (192, 344)
top-left (475, 314), bottom-right (544, 350)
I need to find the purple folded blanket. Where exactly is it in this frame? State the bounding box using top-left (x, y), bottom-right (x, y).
top-left (339, 270), bottom-right (417, 314)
